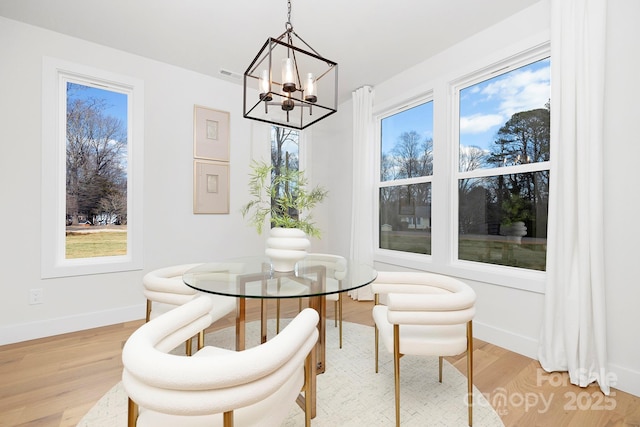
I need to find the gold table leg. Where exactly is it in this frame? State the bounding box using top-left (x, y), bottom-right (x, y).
top-left (261, 298), bottom-right (268, 344)
top-left (308, 295), bottom-right (326, 374)
top-left (235, 298), bottom-right (245, 351)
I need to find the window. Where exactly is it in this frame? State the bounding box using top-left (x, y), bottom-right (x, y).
top-left (455, 57), bottom-right (550, 271)
top-left (271, 125), bottom-right (300, 220)
top-left (375, 46), bottom-right (550, 288)
top-left (42, 58), bottom-right (143, 278)
top-left (271, 126), bottom-right (299, 175)
top-left (378, 100), bottom-right (433, 255)
top-left (65, 83), bottom-right (128, 257)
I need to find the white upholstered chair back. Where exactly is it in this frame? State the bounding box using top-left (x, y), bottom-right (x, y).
top-left (142, 263), bottom-right (204, 321)
top-left (372, 271), bottom-right (476, 427)
top-left (122, 296), bottom-right (319, 427)
top-left (142, 263), bottom-right (236, 354)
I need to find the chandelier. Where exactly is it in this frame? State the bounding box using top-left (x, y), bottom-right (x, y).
top-left (243, 0), bottom-right (338, 130)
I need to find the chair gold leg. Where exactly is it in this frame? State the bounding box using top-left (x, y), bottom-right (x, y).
top-left (374, 324), bottom-right (379, 373)
top-left (276, 299), bottom-right (281, 333)
top-left (467, 321), bottom-right (474, 427)
top-left (338, 293), bottom-right (343, 349)
top-left (223, 411), bottom-right (233, 427)
top-left (198, 330), bottom-right (205, 350)
top-left (145, 300), bottom-right (151, 323)
top-left (185, 337), bottom-right (192, 356)
top-left (127, 398), bottom-right (138, 427)
top-left (393, 324), bottom-right (401, 427)
top-left (303, 351), bottom-right (313, 427)
top-left (439, 356), bottom-right (443, 383)
top-left (374, 294), bottom-right (379, 373)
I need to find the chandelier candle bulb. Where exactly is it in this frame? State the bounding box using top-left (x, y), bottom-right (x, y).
top-left (259, 69), bottom-right (272, 101)
top-left (304, 73), bottom-right (317, 103)
top-left (281, 58), bottom-right (296, 92)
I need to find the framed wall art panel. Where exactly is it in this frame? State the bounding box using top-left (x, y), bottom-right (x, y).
top-left (194, 105), bottom-right (230, 161)
top-left (193, 160), bottom-right (229, 214)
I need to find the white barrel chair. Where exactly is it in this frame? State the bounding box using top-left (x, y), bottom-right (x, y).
top-left (123, 295), bottom-right (319, 427)
top-left (143, 263), bottom-right (236, 355)
top-left (372, 271), bottom-right (476, 427)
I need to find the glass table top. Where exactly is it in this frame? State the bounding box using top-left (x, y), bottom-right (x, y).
top-left (183, 255), bottom-right (377, 299)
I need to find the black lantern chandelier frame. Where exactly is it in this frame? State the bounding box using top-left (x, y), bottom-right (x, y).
top-left (243, 0), bottom-right (338, 130)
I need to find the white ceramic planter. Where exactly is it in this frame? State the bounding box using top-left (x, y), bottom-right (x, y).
top-left (499, 221), bottom-right (527, 244)
top-left (265, 227), bottom-right (310, 272)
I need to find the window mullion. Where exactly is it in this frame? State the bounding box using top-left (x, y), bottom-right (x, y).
top-left (457, 161), bottom-right (551, 180)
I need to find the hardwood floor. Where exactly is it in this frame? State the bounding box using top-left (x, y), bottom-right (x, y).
top-left (1, 297), bottom-right (638, 426)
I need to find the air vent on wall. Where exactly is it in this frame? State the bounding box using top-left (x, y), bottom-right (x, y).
top-left (219, 69), bottom-right (241, 80)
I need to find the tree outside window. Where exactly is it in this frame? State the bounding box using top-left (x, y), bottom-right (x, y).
top-left (65, 83), bottom-right (128, 259)
top-left (457, 57), bottom-right (550, 270)
top-left (271, 126), bottom-right (299, 222)
top-left (378, 101), bottom-right (433, 255)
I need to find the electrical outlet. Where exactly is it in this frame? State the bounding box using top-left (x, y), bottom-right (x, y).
top-left (29, 288), bottom-right (43, 305)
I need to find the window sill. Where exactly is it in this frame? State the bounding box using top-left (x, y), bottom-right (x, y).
top-left (373, 250), bottom-right (545, 294)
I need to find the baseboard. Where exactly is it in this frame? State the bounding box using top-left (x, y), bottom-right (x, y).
top-left (474, 321), bottom-right (640, 398)
top-left (473, 320), bottom-right (539, 360)
top-left (0, 304), bottom-right (145, 346)
top-left (608, 363), bottom-right (640, 398)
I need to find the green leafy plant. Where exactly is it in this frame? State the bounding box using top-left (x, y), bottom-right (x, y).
top-left (241, 160), bottom-right (328, 238)
top-left (501, 192), bottom-right (531, 225)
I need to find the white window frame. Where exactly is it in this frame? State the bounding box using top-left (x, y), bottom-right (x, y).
top-left (374, 95), bottom-right (435, 264)
top-left (41, 57), bottom-right (144, 278)
top-left (373, 43), bottom-right (550, 294)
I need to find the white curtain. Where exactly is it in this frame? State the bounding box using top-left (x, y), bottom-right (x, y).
top-left (538, 0), bottom-right (610, 395)
top-left (348, 86), bottom-right (375, 300)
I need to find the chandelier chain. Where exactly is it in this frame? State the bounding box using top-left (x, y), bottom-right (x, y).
top-left (285, 0), bottom-right (293, 31)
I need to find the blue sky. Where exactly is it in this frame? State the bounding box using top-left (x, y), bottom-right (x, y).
top-left (381, 101), bottom-right (433, 156)
top-left (67, 83), bottom-right (128, 126)
top-left (459, 57), bottom-right (550, 151)
top-left (381, 57), bottom-right (550, 156)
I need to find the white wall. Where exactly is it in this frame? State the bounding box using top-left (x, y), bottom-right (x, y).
top-left (0, 16), bottom-right (270, 344)
top-left (315, 0), bottom-right (640, 397)
top-left (601, 0), bottom-right (640, 399)
top-left (307, 110), bottom-right (353, 258)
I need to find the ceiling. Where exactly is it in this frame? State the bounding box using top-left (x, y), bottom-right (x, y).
top-left (0, 0), bottom-right (540, 104)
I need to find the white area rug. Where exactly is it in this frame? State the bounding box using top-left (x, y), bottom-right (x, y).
top-left (78, 321), bottom-right (504, 426)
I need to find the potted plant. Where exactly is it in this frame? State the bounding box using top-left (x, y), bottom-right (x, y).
top-left (241, 160), bottom-right (328, 271)
top-left (499, 193), bottom-right (530, 243)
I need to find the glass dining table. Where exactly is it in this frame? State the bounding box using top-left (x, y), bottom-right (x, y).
top-left (182, 255), bottom-right (377, 419)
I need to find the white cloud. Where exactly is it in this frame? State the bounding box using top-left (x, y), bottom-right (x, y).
top-left (460, 63), bottom-right (550, 135)
top-left (460, 113), bottom-right (504, 134)
top-left (482, 66), bottom-right (550, 117)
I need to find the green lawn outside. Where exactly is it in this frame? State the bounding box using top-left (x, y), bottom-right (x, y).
top-left (65, 230), bottom-right (127, 258)
top-left (381, 231), bottom-right (546, 271)
top-left (65, 228), bottom-right (545, 270)
top-left (380, 231), bottom-right (431, 254)
top-left (458, 237), bottom-right (546, 271)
